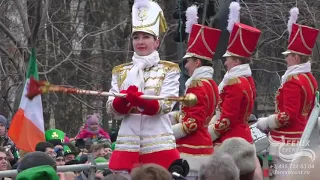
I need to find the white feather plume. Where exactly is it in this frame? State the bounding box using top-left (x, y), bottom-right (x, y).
top-left (185, 5), bottom-right (198, 33)
top-left (133, 0), bottom-right (150, 9)
top-left (287, 7), bottom-right (299, 35)
top-left (227, 2), bottom-right (241, 33)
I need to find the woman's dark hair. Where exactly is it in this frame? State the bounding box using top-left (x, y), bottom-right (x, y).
top-left (200, 58), bottom-right (213, 67)
top-left (35, 142), bottom-right (54, 152)
top-left (230, 56), bottom-right (251, 64)
top-left (190, 57), bottom-right (213, 67)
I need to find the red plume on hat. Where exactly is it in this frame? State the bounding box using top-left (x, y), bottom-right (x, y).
top-left (282, 7), bottom-right (319, 56)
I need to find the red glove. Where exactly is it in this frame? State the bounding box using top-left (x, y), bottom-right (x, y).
top-left (125, 86), bottom-right (140, 107)
top-left (112, 90), bottom-right (132, 115)
top-left (126, 86), bottom-right (160, 116)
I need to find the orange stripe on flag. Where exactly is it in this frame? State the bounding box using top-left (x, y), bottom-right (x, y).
top-left (8, 109), bottom-right (45, 152)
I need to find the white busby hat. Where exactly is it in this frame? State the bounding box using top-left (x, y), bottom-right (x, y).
top-left (132, 0), bottom-right (167, 37)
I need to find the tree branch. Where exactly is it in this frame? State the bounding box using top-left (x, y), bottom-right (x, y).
top-left (0, 46), bottom-right (18, 69)
top-left (37, 0), bottom-right (51, 40)
top-left (0, 91), bottom-right (14, 114)
top-left (30, 0), bottom-right (43, 47)
top-left (0, 21), bottom-right (24, 54)
top-left (0, 46), bottom-right (25, 80)
top-left (13, 0), bottom-right (31, 40)
top-left (38, 51), bottom-right (73, 75)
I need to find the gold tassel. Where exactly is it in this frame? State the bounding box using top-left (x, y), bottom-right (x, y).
top-left (160, 12), bottom-right (168, 33)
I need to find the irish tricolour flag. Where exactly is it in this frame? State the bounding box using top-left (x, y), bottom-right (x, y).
top-left (8, 48), bottom-right (45, 152)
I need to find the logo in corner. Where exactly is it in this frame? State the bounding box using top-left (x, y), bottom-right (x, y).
top-left (269, 138), bottom-right (316, 163)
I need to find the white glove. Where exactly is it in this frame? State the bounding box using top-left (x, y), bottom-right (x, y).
top-left (208, 124), bottom-right (219, 141)
top-left (211, 131), bottom-right (219, 141)
top-left (172, 123), bottom-right (187, 139)
top-left (168, 111), bottom-right (179, 125)
top-left (209, 115), bottom-right (217, 125)
top-left (256, 117), bottom-right (269, 131)
top-left (209, 111), bottom-right (221, 125)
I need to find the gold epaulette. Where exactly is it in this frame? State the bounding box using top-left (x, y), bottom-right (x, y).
top-left (226, 78), bottom-right (241, 86)
top-left (112, 62), bottom-right (133, 74)
top-left (159, 60), bottom-right (180, 72)
top-left (286, 74), bottom-right (299, 82)
top-left (189, 79), bottom-right (203, 88)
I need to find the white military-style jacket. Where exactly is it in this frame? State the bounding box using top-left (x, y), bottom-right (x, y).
top-left (107, 60), bottom-right (180, 155)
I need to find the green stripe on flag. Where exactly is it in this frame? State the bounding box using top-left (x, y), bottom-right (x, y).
top-left (26, 48), bottom-right (39, 80)
top-left (17, 48), bottom-right (40, 106)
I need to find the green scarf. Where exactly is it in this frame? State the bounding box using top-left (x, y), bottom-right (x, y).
top-left (16, 165), bottom-right (59, 180)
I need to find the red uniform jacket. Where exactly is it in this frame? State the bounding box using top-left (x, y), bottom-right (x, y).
top-left (172, 78), bottom-right (219, 170)
top-left (211, 76), bottom-right (256, 145)
top-left (270, 73), bottom-right (318, 143)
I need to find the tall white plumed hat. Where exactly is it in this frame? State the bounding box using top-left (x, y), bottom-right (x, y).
top-left (131, 0), bottom-right (167, 37)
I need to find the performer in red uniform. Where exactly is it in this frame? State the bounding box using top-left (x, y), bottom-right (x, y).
top-left (256, 7), bottom-right (319, 176)
top-left (169, 11), bottom-right (221, 178)
top-left (106, 0), bottom-right (180, 177)
top-left (207, 2), bottom-right (261, 147)
top-left (207, 3), bottom-right (263, 179)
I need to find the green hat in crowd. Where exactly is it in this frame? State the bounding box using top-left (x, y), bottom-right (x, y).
top-left (63, 145), bottom-right (72, 154)
top-left (63, 144), bottom-right (78, 157)
top-left (94, 157), bottom-right (108, 163)
top-left (45, 129), bottom-right (65, 142)
top-left (16, 165), bottom-right (59, 180)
